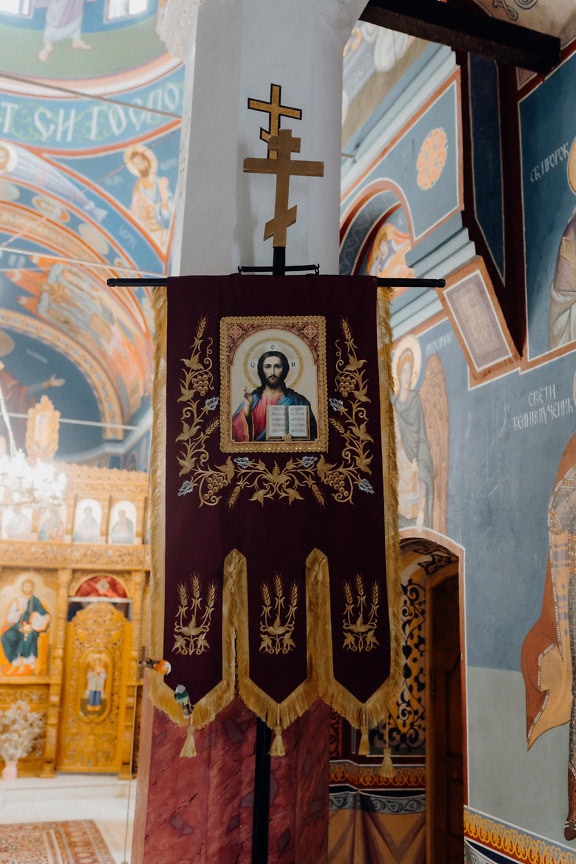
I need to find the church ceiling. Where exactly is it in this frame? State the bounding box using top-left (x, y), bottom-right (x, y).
top-left (0, 0), bottom-right (183, 460)
top-left (0, 0), bottom-right (570, 463)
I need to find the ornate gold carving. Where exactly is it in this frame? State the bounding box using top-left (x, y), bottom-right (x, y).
top-left (173, 574), bottom-right (216, 656)
top-left (0, 686), bottom-right (48, 707)
top-left (259, 574), bottom-right (297, 655)
top-left (0, 456), bottom-right (149, 776)
top-left (176, 317), bottom-right (374, 508)
top-left (342, 574), bottom-right (379, 652)
top-left (25, 396), bottom-right (61, 460)
top-left (61, 463), bottom-right (149, 496)
top-left (57, 603), bottom-right (128, 771)
top-left (0, 541), bottom-right (149, 570)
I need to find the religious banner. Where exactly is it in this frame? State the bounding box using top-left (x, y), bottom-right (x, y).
top-left (149, 275), bottom-right (401, 754)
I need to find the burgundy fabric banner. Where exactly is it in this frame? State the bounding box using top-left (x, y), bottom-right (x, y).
top-left (153, 275), bottom-right (400, 740)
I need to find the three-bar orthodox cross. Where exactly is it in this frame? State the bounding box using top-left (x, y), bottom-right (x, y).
top-left (244, 85), bottom-right (324, 248)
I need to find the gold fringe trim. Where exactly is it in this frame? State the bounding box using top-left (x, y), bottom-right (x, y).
top-left (148, 287), bottom-right (236, 733)
top-left (234, 548), bottom-right (318, 752)
top-left (308, 286), bottom-right (403, 734)
top-left (367, 285), bottom-right (403, 725)
top-left (148, 288), bottom-right (182, 725)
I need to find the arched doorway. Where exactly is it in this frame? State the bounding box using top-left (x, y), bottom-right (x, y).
top-left (399, 535), bottom-right (465, 864)
top-left (327, 536), bottom-right (465, 863)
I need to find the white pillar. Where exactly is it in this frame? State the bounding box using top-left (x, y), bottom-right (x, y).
top-left (166, 0), bottom-right (368, 276)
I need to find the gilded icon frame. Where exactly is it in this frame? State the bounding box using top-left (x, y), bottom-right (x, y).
top-left (220, 315), bottom-right (328, 453)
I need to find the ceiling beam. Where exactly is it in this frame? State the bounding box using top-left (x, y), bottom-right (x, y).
top-left (360, 0), bottom-right (560, 74)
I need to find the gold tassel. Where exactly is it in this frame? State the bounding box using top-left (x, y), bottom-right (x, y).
top-left (377, 712), bottom-right (395, 779)
top-left (180, 722), bottom-right (197, 758)
top-left (378, 746), bottom-right (395, 779)
top-left (358, 725), bottom-right (370, 756)
top-left (270, 725), bottom-right (285, 757)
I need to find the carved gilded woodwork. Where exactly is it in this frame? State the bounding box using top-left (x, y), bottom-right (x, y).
top-left (25, 396), bottom-right (61, 461)
top-left (0, 461), bottom-right (149, 777)
top-left (57, 602), bottom-right (132, 773)
top-left (0, 542), bottom-right (149, 569)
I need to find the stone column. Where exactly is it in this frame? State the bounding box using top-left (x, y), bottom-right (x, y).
top-left (132, 2), bottom-right (367, 861)
top-left (168, 0), bottom-right (368, 275)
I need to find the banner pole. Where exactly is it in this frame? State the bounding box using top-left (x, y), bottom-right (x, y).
top-left (252, 718), bottom-right (272, 864)
top-left (251, 244), bottom-right (286, 864)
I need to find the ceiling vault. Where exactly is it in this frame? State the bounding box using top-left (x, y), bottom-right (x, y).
top-left (361, 0), bottom-right (561, 74)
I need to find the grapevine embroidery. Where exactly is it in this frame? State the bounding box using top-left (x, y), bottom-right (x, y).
top-left (176, 316), bottom-right (375, 507)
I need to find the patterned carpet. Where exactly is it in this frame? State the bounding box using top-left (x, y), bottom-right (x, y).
top-left (0, 820), bottom-right (115, 864)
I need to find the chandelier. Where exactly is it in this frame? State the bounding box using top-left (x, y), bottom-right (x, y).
top-left (0, 379), bottom-right (67, 510)
top-left (0, 449), bottom-right (67, 509)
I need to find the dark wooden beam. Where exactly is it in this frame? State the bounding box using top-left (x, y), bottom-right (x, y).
top-left (361, 0), bottom-right (560, 74)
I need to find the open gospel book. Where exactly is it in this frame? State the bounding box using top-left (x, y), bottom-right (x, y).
top-left (266, 404), bottom-right (310, 439)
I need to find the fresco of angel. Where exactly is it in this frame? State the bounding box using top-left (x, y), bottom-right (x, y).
top-left (392, 334), bottom-right (449, 534)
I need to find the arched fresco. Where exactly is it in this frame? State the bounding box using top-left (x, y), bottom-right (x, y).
top-left (0, 0), bottom-right (182, 463)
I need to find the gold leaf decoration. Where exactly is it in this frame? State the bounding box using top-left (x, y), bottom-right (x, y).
top-left (176, 317), bottom-right (375, 507)
top-left (173, 574), bottom-right (216, 656)
top-left (259, 574), bottom-right (298, 655)
top-left (342, 573), bottom-right (379, 652)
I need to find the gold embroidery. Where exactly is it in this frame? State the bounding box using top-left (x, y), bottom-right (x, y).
top-left (173, 574), bottom-right (216, 656)
top-left (259, 574), bottom-right (298, 654)
top-left (176, 317), bottom-right (375, 507)
top-left (342, 574), bottom-right (379, 652)
top-left (176, 316), bottom-right (229, 506)
top-left (318, 317), bottom-right (374, 502)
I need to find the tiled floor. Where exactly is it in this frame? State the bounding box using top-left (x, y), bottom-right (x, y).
top-left (0, 773), bottom-right (136, 863)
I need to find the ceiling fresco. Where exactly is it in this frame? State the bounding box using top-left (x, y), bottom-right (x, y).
top-left (0, 0), bottom-right (183, 463)
top-left (0, 0), bottom-right (571, 466)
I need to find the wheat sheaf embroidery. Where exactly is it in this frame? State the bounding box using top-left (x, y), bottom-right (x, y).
top-left (173, 574), bottom-right (216, 656)
top-left (342, 573), bottom-right (379, 652)
top-left (259, 573), bottom-right (298, 655)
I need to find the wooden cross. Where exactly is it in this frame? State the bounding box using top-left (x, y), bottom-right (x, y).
top-left (248, 83), bottom-right (302, 159)
top-left (243, 127), bottom-right (324, 248)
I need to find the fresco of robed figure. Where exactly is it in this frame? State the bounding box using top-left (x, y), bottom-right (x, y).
top-left (0, 576), bottom-right (52, 677)
top-left (392, 334), bottom-right (449, 534)
top-left (522, 433), bottom-right (576, 841)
